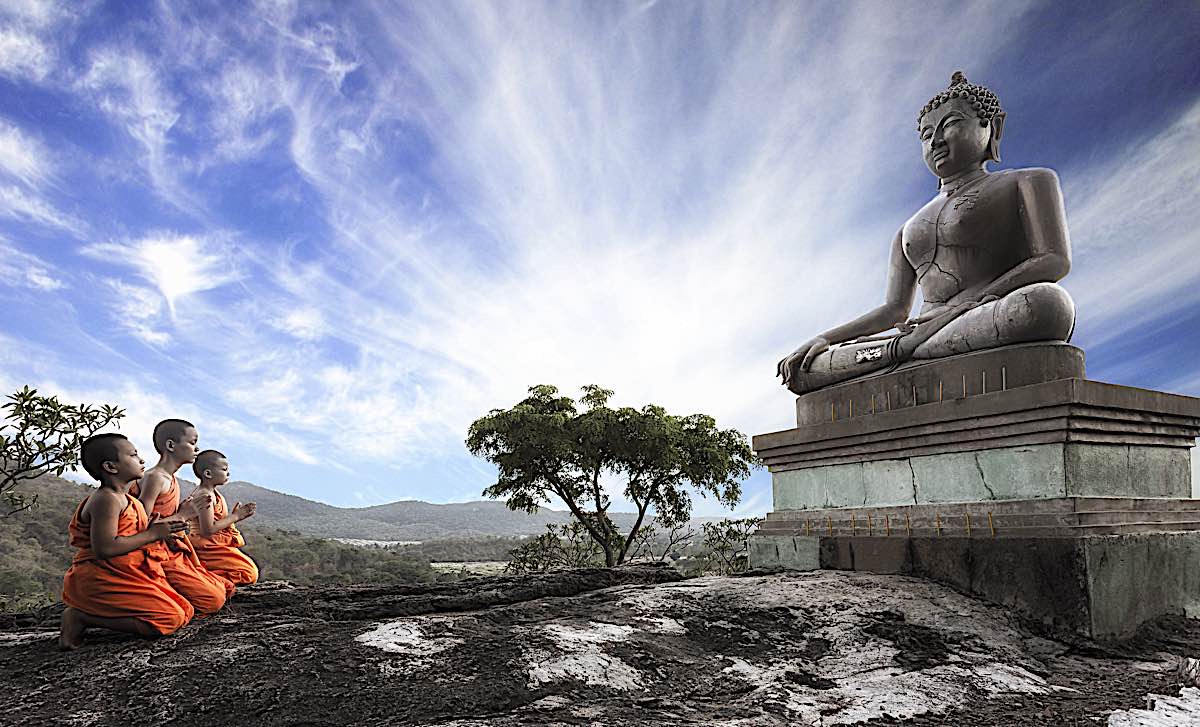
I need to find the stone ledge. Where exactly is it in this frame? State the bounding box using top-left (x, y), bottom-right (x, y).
top-left (769, 442), bottom-right (1192, 507)
top-left (757, 496), bottom-right (1200, 538)
top-left (756, 379), bottom-right (1200, 472)
top-left (748, 530), bottom-right (1200, 638)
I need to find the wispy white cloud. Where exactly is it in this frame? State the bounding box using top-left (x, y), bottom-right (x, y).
top-left (200, 61), bottom-right (283, 163)
top-left (253, 3), bottom-right (361, 91)
top-left (0, 118), bottom-right (53, 187)
top-left (0, 118), bottom-right (84, 236)
top-left (0, 237), bottom-right (64, 290)
top-left (0, 183), bottom-right (82, 234)
top-left (0, 0), bottom-right (95, 81)
top-left (204, 413), bottom-right (320, 467)
top-left (0, 27), bottom-right (51, 81)
top-left (0, 0), bottom-right (72, 29)
top-left (224, 350), bottom-right (452, 462)
top-left (271, 307), bottom-right (326, 340)
top-left (1064, 99), bottom-right (1200, 342)
top-left (104, 280), bottom-right (171, 346)
top-left (83, 233), bottom-right (239, 317)
top-left (76, 48), bottom-right (201, 214)
top-left (0, 334), bottom-right (319, 483)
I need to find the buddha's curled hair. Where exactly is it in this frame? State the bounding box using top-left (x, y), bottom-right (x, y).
top-left (917, 71), bottom-right (1004, 130)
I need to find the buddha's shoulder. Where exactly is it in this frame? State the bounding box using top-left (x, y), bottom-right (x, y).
top-left (991, 167), bottom-right (1062, 189)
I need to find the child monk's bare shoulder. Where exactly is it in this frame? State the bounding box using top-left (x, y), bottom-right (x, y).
top-left (81, 486), bottom-right (123, 518)
top-left (139, 466), bottom-right (171, 487)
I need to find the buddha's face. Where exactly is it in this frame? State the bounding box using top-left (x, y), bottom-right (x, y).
top-left (918, 99), bottom-right (991, 179)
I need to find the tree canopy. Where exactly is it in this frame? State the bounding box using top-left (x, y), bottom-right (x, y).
top-left (0, 386), bottom-right (124, 515)
top-left (466, 384), bottom-right (756, 567)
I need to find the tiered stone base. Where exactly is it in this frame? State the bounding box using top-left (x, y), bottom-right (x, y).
top-left (758, 497), bottom-right (1200, 538)
top-left (750, 343), bottom-right (1200, 639)
top-left (749, 498), bottom-right (1200, 638)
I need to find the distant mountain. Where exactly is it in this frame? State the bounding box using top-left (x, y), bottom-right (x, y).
top-left (210, 481), bottom-right (639, 541)
top-left (18, 474), bottom-right (707, 546)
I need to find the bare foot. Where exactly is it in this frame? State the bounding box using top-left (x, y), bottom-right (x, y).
top-left (58, 607), bottom-right (85, 650)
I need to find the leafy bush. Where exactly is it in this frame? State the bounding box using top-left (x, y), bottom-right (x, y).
top-left (504, 517), bottom-right (760, 576)
top-left (700, 518), bottom-right (763, 575)
top-left (625, 520), bottom-right (698, 563)
top-left (504, 522), bottom-right (605, 574)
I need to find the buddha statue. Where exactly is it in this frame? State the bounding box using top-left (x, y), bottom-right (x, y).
top-left (777, 72), bottom-right (1076, 395)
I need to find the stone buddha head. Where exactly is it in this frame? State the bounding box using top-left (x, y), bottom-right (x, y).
top-left (917, 72), bottom-right (1006, 181)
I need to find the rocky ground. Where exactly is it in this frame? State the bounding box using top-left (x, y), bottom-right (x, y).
top-left (1, 566), bottom-right (1197, 726)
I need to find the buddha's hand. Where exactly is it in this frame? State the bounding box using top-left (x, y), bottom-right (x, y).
top-left (777, 336), bottom-right (830, 384)
top-left (903, 294), bottom-right (999, 331)
top-left (903, 306), bottom-right (952, 329)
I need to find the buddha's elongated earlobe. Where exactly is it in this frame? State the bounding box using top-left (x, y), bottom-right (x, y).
top-left (986, 111), bottom-right (1006, 163)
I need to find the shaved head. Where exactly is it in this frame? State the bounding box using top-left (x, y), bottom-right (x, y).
top-left (193, 449), bottom-right (227, 478)
top-left (153, 418), bottom-right (195, 454)
top-left (81, 433), bottom-right (129, 481)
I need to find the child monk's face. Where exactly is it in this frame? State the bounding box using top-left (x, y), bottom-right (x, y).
top-left (206, 457), bottom-right (230, 486)
top-left (171, 426), bottom-right (201, 464)
top-left (106, 439), bottom-right (145, 482)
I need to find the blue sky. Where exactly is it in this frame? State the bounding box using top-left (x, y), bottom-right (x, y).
top-left (1, 1), bottom-right (1198, 514)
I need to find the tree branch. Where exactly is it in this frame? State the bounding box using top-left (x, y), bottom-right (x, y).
top-left (618, 498), bottom-right (650, 564)
top-left (553, 481), bottom-right (610, 554)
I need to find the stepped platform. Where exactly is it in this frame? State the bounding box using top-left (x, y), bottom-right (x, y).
top-left (749, 343), bottom-right (1200, 638)
top-left (756, 497), bottom-right (1200, 538)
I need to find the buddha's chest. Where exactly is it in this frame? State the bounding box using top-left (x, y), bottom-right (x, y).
top-left (902, 176), bottom-right (1023, 299)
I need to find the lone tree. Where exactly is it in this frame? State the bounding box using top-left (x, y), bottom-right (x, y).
top-left (0, 386), bottom-right (125, 515)
top-left (467, 384), bottom-right (755, 567)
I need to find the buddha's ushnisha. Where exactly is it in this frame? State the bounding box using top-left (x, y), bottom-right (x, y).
top-left (778, 72), bottom-right (1075, 394)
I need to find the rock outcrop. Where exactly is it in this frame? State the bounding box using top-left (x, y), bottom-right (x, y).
top-left (1, 566), bottom-right (1195, 726)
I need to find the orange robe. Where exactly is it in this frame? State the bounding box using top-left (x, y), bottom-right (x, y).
top-left (61, 495), bottom-right (194, 635)
top-left (130, 475), bottom-right (234, 614)
top-left (190, 491), bottom-right (259, 586)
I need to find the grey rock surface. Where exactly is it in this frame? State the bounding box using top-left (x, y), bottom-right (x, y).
top-left (2, 568), bottom-right (1196, 726)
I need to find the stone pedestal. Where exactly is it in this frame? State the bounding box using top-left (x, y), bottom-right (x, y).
top-left (750, 343), bottom-right (1200, 639)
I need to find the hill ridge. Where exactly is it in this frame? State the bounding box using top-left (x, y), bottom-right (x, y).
top-left (211, 480), bottom-right (638, 541)
top-left (47, 475), bottom-right (647, 541)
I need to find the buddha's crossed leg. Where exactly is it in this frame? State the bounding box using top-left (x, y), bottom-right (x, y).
top-left (785, 282), bottom-right (1075, 395)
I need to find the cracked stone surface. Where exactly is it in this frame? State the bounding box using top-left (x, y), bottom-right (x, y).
top-left (908, 459), bottom-right (918, 504)
top-left (1, 567), bottom-right (1196, 726)
top-left (1106, 687), bottom-right (1200, 726)
top-left (973, 452), bottom-right (998, 500)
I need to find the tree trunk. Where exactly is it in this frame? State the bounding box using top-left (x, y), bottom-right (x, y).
top-left (554, 490), bottom-right (616, 569)
top-left (617, 501), bottom-right (649, 565)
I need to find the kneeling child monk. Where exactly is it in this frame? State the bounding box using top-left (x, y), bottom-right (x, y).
top-left (60, 433), bottom-right (195, 649)
top-left (189, 449), bottom-right (258, 586)
top-left (132, 419), bottom-right (234, 614)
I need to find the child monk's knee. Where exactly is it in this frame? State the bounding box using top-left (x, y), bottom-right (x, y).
top-left (238, 559), bottom-right (259, 585)
top-left (150, 601), bottom-right (192, 635)
top-left (181, 582), bottom-right (227, 616)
